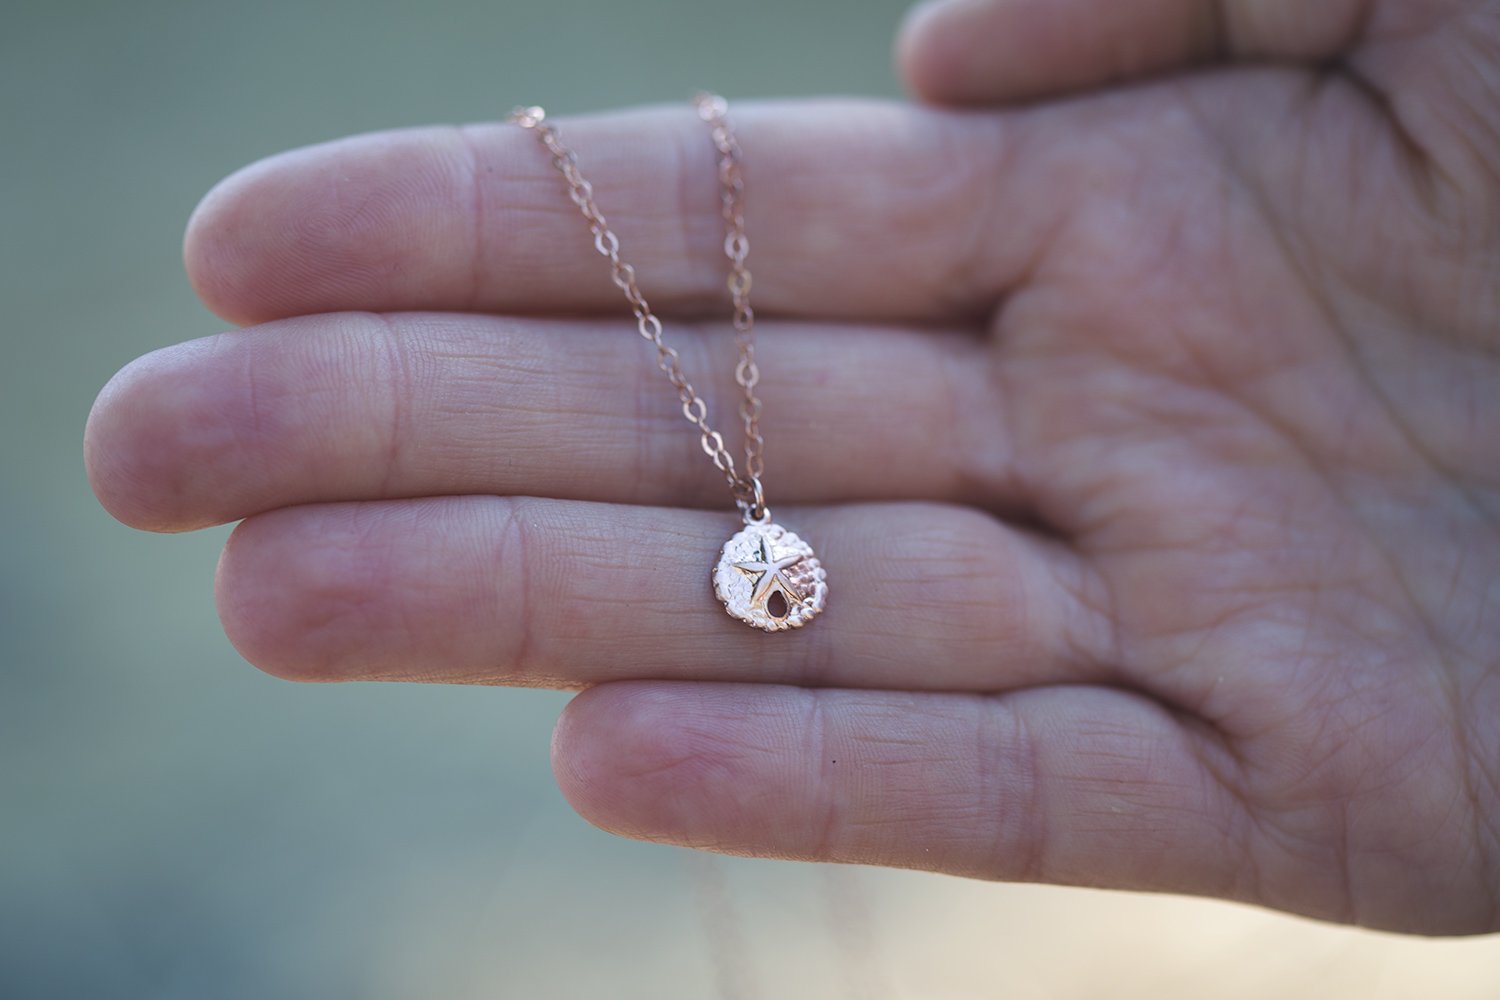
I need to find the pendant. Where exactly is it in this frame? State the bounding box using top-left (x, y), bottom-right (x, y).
top-left (713, 518), bottom-right (827, 631)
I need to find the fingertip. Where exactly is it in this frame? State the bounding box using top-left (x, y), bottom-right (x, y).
top-left (182, 145), bottom-right (361, 326)
top-left (894, 0), bottom-right (976, 103)
top-left (550, 686), bottom-right (614, 827)
top-left (213, 508), bottom-right (358, 684)
top-left (894, 0), bottom-right (1220, 106)
top-left (182, 129), bottom-right (475, 325)
top-left (215, 513), bottom-right (302, 682)
top-left (183, 166), bottom-right (268, 327)
top-left (551, 683), bottom-right (762, 845)
top-left (85, 340), bottom-right (228, 533)
top-left (84, 361), bottom-right (143, 528)
top-left (551, 684), bottom-right (676, 840)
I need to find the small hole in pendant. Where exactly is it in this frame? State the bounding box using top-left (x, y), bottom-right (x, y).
top-left (766, 590), bottom-right (789, 620)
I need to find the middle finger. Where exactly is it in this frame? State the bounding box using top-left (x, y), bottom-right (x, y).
top-left (87, 311), bottom-right (1018, 532)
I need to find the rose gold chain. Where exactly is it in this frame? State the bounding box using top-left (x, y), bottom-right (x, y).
top-left (507, 95), bottom-right (767, 521)
top-left (696, 93), bottom-right (765, 491)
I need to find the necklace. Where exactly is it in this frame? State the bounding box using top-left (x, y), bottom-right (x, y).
top-left (508, 94), bottom-right (826, 632)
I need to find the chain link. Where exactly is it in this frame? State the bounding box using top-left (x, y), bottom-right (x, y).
top-left (507, 97), bottom-right (766, 520)
top-left (694, 92), bottom-right (764, 488)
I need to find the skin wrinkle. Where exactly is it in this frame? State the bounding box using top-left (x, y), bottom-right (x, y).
top-left (1440, 528), bottom-right (1473, 627)
top-left (230, 329), bottom-right (307, 528)
top-left (629, 314), bottom-right (664, 507)
top-left (372, 505), bottom-right (444, 674)
top-left (1325, 61), bottom-right (1441, 210)
top-left (1244, 794), bottom-right (1358, 923)
top-left (494, 496), bottom-right (535, 684)
top-left (1471, 715), bottom-right (1500, 928)
top-left (1030, 547), bottom-right (1110, 680)
top-left (1202, 0), bottom-right (1231, 63)
top-left (388, 508), bottom-right (436, 678)
top-left (1156, 690), bottom-right (1247, 816)
top-left (1450, 682), bottom-right (1500, 925)
top-left (155, 336), bottom-right (273, 534)
top-left (1423, 83), bottom-right (1500, 214)
top-left (808, 691), bottom-right (841, 862)
top-left (1203, 739), bottom-right (1352, 918)
top-left (609, 721), bottom-right (732, 793)
top-left (1163, 703), bottom-right (1256, 863)
top-left (1136, 577), bottom-right (1280, 709)
top-left (1343, 0), bottom-right (1378, 50)
top-left (1338, 724), bottom-right (1364, 926)
top-left (987, 284), bottom-right (1068, 542)
top-left (976, 696), bottom-right (1031, 881)
top-left (456, 125), bottom-right (488, 315)
top-left (933, 111), bottom-right (1010, 321)
top-left (1253, 664), bottom-right (1439, 921)
top-left (1345, 714), bottom-right (1462, 851)
top-left (939, 327), bottom-right (1015, 513)
top-left (1074, 505), bottom-right (1132, 702)
top-left (1425, 8), bottom-right (1500, 194)
top-left (1213, 0), bottom-right (1370, 59)
top-left (371, 312), bottom-right (414, 498)
top-left (240, 331), bottom-right (265, 441)
top-left (985, 116), bottom-right (1078, 325)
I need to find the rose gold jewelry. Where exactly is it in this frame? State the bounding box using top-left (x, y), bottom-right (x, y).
top-left (507, 94), bottom-right (826, 632)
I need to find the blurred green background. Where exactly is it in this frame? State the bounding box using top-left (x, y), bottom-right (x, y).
top-left (4, 1), bottom-right (1500, 997)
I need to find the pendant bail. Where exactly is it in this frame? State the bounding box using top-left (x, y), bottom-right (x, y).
top-left (738, 476), bottom-right (768, 524)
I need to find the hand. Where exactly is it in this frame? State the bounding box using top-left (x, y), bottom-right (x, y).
top-left (85, 0), bottom-right (1500, 934)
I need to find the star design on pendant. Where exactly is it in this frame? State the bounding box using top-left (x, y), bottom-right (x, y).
top-left (734, 537), bottom-right (807, 614)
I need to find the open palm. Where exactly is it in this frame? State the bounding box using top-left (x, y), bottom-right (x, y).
top-left (86, 0), bottom-right (1500, 933)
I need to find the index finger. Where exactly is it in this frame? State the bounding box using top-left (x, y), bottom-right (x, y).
top-left (184, 99), bottom-right (1049, 325)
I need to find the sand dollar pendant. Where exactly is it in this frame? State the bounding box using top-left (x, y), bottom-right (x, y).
top-left (714, 515), bottom-right (827, 631)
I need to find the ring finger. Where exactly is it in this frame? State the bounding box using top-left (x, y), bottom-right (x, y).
top-left (216, 495), bottom-right (1115, 692)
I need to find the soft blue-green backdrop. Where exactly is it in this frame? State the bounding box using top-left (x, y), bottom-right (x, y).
top-left (6, 2), bottom-right (1500, 998)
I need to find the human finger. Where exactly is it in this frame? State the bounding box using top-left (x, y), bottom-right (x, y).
top-left (553, 681), bottom-right (1253, 909)
top-left (897, 0), bottom-right (1370, 105)
top-left (184, 100), bottom-right (1056, 326)
top-left (215, 496), bottom-right (1115, 692)
top-left (84, 312), bottom-right (1015, 533)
